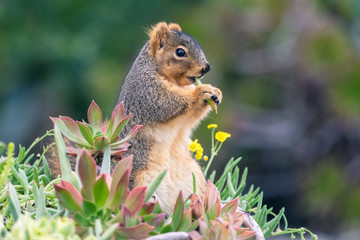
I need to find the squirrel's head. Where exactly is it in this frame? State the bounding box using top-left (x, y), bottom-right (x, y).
top-left (147, 22), bottom-right (210, 86)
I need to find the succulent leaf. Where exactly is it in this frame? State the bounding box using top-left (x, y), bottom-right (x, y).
top-left (51, 117), bottom-right (92, 148)
top-left (94, 136), bottom-right (110, 151)
top-left (145, 169), bottom-right (167, 203)
top-left (124, 186), bottom-right (147, 216)
top-left (116, 223), bottom-right (154, 239)
top-left (54, 181), bottom-right (83, 213)
top-left (78, 149), bottom-right (96, 201)
top-left (144, 213), bottom-right (166, 228)
top-left (108, 170), bottom-right (130, 210)
top-left (107, 102), bottom-right (126, 139)
top-left (204, 181), bottom-right (221, 221)
top-left (83, 200), bottom-right (97, 216)
top-left (111, 125), bottom-right (142, 148)
top-left (221, 197), bottom-right (239, 216)
top-left (59, 116), bottom-right (84, 140)
top-left (109, 115), bottom-right (131, 141)
top-left (177, 209), bottom-right (192, 232)
top-left (93, 174), bottom-right (110, 208)
top-left (111, 155), bottom-right (133, 189)
top-left (139, 202), bottom-right (156, 216)
top-left (77, 121), bottom-right (94, 145)
top-left (88, 100), bottom-right (102, 130)
top-left (66, 147), bottom-right (83, 156)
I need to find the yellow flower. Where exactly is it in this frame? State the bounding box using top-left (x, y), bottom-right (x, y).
top-left (195, 152), bottom-right (203, 160)
top-left (215, 131), bottom-right (231, 143)
top-left (207, 124), bottom-right (218, 129)
top-left (189, 139), bottom-right (200, 152)
top-left (203, 156), bottom-right (208, 161)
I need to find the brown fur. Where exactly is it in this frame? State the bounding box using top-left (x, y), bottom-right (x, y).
top-left (47, 22), bottom-right (222, 214)
top-left (118, 22), bottom-right (222, 213)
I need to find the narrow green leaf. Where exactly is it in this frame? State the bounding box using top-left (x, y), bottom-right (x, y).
top-left (254, 192), bottom-right (263, 222)
top-left (234, 182), bottom-right (246, 198)
top-left (100, 223), bottom-right (119, 240)
top-left (42, 156), bottom-right (52, 181)
top-left (226, 172), bottom-right (236, 197)
top-left (192, 172), bottom-right (197, 194)
top-left (145, 170), bottom-right (167, 203)
top-left (172, 191), bottom-right (184, 230)
top-left (23, 153), bottom-right (35, 165)
top-left (258, 205), bottom-right (268, 228)
top-left (35, 186), bottom-right (48, 220)
top-left (40, 175), bottom-right (51, 186)
top-left (7, 183), bottom-right (21, 222)
top-left (231, 166), bottom-right (239, 188)
top-left (53, 125), bottom-right (71, 181)
top-left (16, 145), bottom-right (25, 163)
top-left (11, 166), bottom-right (27, 190)
top-left (215, 157), bottom-right (242, 191)
top-left (264, 208), bottom-right (285, 237)
top-left (208, 170), bottom-right (216, 183)
top-left (33, 167), bottom-right (40, 188)
top-left (100, 145), bottom-right (111, 175)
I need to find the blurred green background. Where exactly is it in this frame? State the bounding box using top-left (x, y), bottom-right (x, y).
top-left (1, 0), bottom-right (360, 238)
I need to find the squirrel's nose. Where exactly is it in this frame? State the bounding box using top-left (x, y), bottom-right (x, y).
top-left (201, 64), bottom-right (211, 74)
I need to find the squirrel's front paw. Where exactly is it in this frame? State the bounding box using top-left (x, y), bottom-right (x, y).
top-left (195, 84), bottom-right (223, 105)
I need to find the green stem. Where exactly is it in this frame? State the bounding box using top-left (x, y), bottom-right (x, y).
top-left (204, 141), bottom-right (223, 177)
top-left (271, 227), bottom-right (318, 240)
top-left (22, 130), bottom-right (54, 164)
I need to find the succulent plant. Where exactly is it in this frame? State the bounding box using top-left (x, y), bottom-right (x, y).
top-left (188, 181), bottom-right (255, 240)
top-left (158, 191), bottom-right (200, 234)
top-left (1, 215), bottom-right (85, 240)
top-left (54, 149), bottom-right (165, 239)
top-left (51, 100), bottom-right (142, 159)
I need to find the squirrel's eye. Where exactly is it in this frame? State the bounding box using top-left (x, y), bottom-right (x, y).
top-left (175, 48), bottom-right (187, 57)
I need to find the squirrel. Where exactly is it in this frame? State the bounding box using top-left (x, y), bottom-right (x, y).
top-left (47, 22), bottom-right (222, 214)
top-left (117, 22), bottom-right (222, 213)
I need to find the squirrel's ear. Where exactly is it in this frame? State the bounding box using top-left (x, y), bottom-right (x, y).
top-left (148, 22), bottom-right (170, 56)
top-left (168, 23), bottom-right (182, 32)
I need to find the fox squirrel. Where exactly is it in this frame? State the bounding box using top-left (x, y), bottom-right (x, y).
top-left (118, 22), bottom-right (222, 213)
top-left (47, 22), bottom-right (222, 214)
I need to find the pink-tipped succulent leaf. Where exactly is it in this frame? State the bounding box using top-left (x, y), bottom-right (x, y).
top-left (87, 100), bottom-right (102, 130)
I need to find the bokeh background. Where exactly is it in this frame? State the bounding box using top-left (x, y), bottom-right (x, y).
top-left (1, 0), bottom-right (360, 239)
